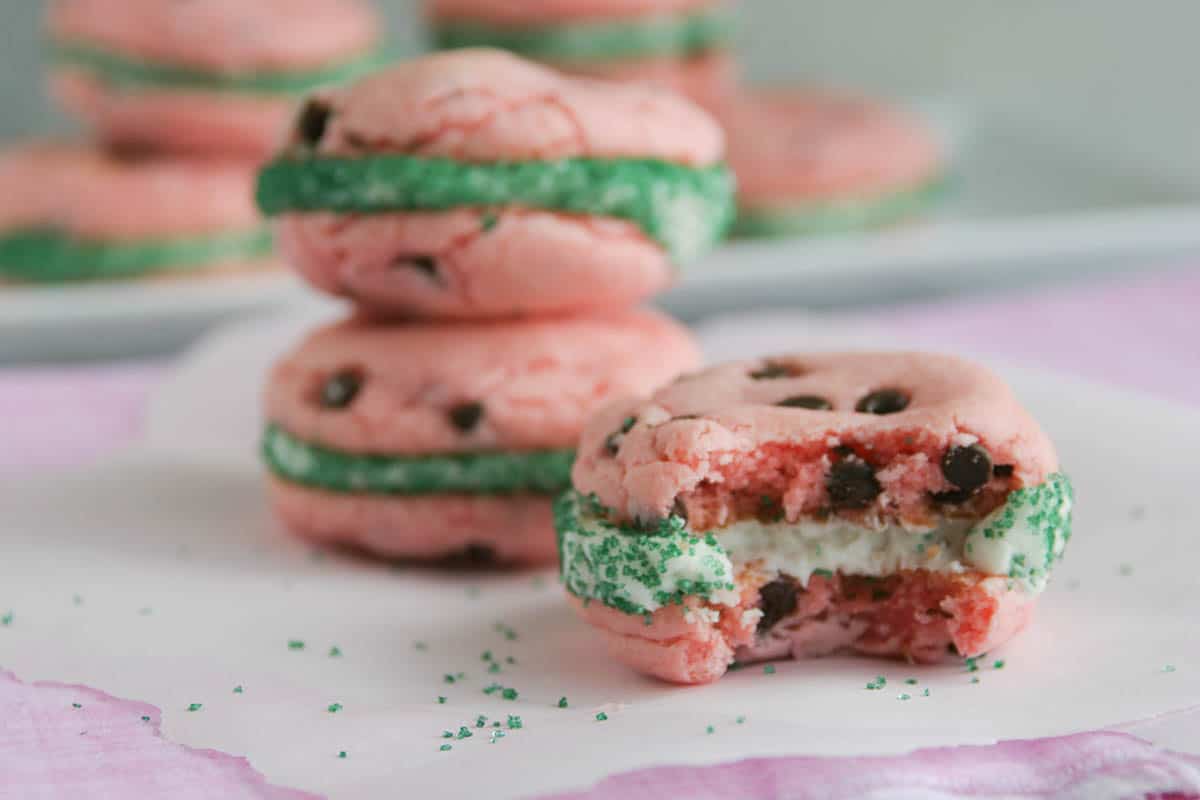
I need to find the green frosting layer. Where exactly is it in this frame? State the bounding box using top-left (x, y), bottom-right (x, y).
top-left (49, 41), bottom-right (388, 95)
top-left (256, 155), bottom-right (736, 263)
top-left (556, 473), bottom-right (1074, 616)
top-left (555, 491), bottom-right (737, 617)
top-left (432, 6), bottom-right (733, 62)
top-left (263, 424), bottom-right (575, 496)
top-left (963, 472), bottom-right (1074, 593)
top-left (733, 175), bottom-right (947, 239)
top-left (0, 227), bottom-right (274, 283)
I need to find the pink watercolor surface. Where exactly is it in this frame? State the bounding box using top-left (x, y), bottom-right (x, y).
top-left (0, 670), bottom-right (318, 800)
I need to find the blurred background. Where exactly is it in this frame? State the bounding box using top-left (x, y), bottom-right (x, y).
top-left (5, 0), bottom-right (1198, 192)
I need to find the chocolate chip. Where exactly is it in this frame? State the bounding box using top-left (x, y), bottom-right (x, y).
top-left (826, 458), bottom-right (881, 510)
top-left (604, 416), bottom-right (637, 455)
top-left (671, 498), bottom-right (688, 522)
top-left (993, 464), bottom-right (1015, 478)
top-left (448, 402), bottom-right (484, 433)
top-left (856, 389), bottom-right (910, 415)
top-left (750, 361), bottom-right (805, 380)
top-left (394, 255), bottom-right (440, 282)
top-left (320, 369), bottom-right (363, 410)
top-left (296, 99), bottom-right (332, 147)
top-left (941, 444), bottom-right (992, 494)
top-left (757, 578), bottom-right (798, 632)
top-left (777, 395), bottom-right (832, 410)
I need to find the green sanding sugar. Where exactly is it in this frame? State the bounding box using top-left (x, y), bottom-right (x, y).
top-left (49, 41), bottom-right (387, 95)
top-left (0, 612), bottom-right (11, 626)
top-left (494, 623), bottom-right (519, 641)
top-left (555, 491), bottom-right (736, 616)
top-left (72, 703), bottom-right (82, 709)
top-left (444, 673), bottom-right (465, 684)
top-left (1164, 665), bottom-right (1177, 673)
top-left (736, 716), bottom-right (746, 724)
top-left (905, 678), bottom-right (918, 685)
top-left (141, 715), bottom-right (151, 722)
top-left (256, 156), bottom-right (735, 263)
top-left (866, 676), bottom-right (887, 691)
top-left (414, 641), bottom-right (428, 651)
top-left (923, 688), bottom-right (931, 697)
top-left (327, 703), bottom-right (343, 713)
top-left (456, 726), bottom-right (473, 740)
top-left (0, 226), bottom-right (274, 284)
top-left (475, 715), bottom-right (488, 728)
top-left (437, 696), bottom-right (447, 704)
top-left (595, 712), bottom-right (608, 722)
top-left (338, 751), bottom-right (347, 759)
top-left (329, 646), bottom-right (342, 658)
top-left (763, 665), bottom-right (776, 675)
top-left (432, 5), bottom-right (732, 62)
top-left (734, 175), bottom-right (948, 239)
top-left (440, 744), bottom-right (453, 752)
top-left (233, 686), bottom-right (244, 694)
top-left (501, 688), bottom-right (519, 701)
top-left (263, 424), bottom-right (574, 496)
top-left (481, 650), bottom-right (494, 662)
top-left (187, 704), bottom-right (202, 712)
top-left (507, 715), bottom-right (523, 730)
top-left (557, 697), bottom-right (569, 708)
top-left (488, 663), bottom-right (502, 674)
top-left (490, 730), bottom-right (507, 743)
top-left (706, 725), bottom-right (715, 735)
top-left (993, 660), bottom-right (1006, 669)
top-left (898, 693), bottom-right (912, 701)
top-left (288, 640), bottom-right (305, 651)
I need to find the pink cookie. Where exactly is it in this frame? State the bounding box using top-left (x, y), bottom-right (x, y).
top-left (0, 143), bottom-right (274, 283)
top-left (557, 352), bottom-right (1073, 683)
top-left (426, 1), bottom-right (736, 110)
top-left (262, 49), bottom-right (733, 319)
top-left (719, 89), bottom-right (944, 236)
top-left (263, 309), bottom-right (700, 566)
top-left (46, 0), bottom-right (381, 159)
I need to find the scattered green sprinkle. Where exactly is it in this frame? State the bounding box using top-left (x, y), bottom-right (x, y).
top-left (505, 656), bottom-right (516, 665)
top-left (495, 623), bottom-right (518, 641)
top-left (736, 716), bottom-right (746, 724)
top-left (488, 663), bottom-right (502, 674)
top-left (414, 641), bottom-right (428, 651)
top-left (923, 688), bottom-right (931, 697)
top-left (72, 703), bottom-right (82, 709)
top-left (492, 721), bottom-right (501, 728)
top-left (338, 751), bottom-right (347, 759)
top-left (993, 659), bottom-right (1006, 670)
top-left (442, 730), bottom-right (454, 739)
top-left (437, 696), bottom-right (447, 704)
top-left (141, 715), bottom-right (151, 722)
top-left (475, 714), bottom-right (488, 728)
top-left (483, 683), bottom-right (502, 695)
top-left (481, 650), bottom-right (493, 662)
top-left (964, 657), bottom-right (980, 673)
top-left (595, 712), bottom-right (608, 721)
top-left (456, 726), bottom-right (473, 740)
top-left (489, 730), bottom-right (506, 743)
top-left (557, 697), bottom-right (569, 708)
top-left (327, 703), bottom-right (342, 713)
top-left (187, 703), bottom-right (202, 712)
top-left (1163, 665), bottom-right (1177, 673)
top-left (1, 612), bottom-right (12, 626)
top-left (233, 685), bottom-right (244, 694)
top-left (288, 640), bottom-right (305, 651)
top-left (866, 676), bottom-right (888, 691)
top-left (763, 665), bottom-right (776, 675)
top-left (329, 646), bottom-right (342, 658)
top-left (501, 688), bottom-right (519, 701)
top-left (898, 693), bottom-right (912, 701)
top-left (507, 714), bottom-right (523, 730)
top-left (440, 744), bottom-right (452, 752)
top-left (444, 673), bottom-right (465, 684)
top-left (970, 676), bottom-right (980, 684)
top-left (905, 678), bottom-right (918, 685)
top-left (705, 725), bottom-right (715, 734)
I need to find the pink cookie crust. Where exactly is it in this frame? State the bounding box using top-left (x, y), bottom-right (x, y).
top-left (560, 51), bottom-right (736, 112)
top-left (268, 478), bottom-right (557, 565)
top-left (295, 49), bottom-right (725, 165)
top-left (573, 570), bottom-right (1035, 685)
top-left (573, 352), bottom-right (1059, 529)
top-left (0, 141), bottom-right (261, 240)
top-left (51, 71), bottom-right (294, 160)
top-left (429, 0), bottom-right (722, 26)
top-left (278, 209), bottom-right (673, 319)
top-left (719, 89), bottom-right (941, 209)
top-left (265, 308), bottom-right (701, 455)
top-left (47, 0), bottom-right (379, 73)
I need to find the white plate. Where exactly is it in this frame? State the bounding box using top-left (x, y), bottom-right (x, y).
top-left (0, 270), bottom-right (312, 363)
top-left (1, 316), bottom-right (1198, 799)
